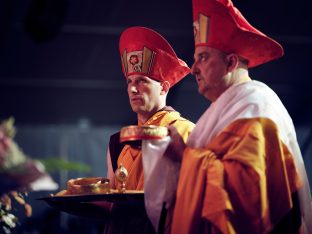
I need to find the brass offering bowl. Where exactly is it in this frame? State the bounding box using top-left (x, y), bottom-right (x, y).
top-left (120, 125), bottom-right (168, 146)
top-left (66, 177), bottom-right (110, 195)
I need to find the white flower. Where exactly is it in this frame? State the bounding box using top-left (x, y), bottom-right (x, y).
top-left (1, 213), bottom-right (17, 228)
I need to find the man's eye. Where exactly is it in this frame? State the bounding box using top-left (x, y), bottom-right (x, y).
top-left (199, 55), bottom-right (207, 61)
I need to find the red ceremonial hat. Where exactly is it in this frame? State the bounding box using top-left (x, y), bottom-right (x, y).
top-left (119, 26), bottom-right (190, 87)
top-left (192, 0), bottom-right (284, 68)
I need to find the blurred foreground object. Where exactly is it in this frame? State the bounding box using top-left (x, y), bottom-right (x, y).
top-left (0, 118), bottom-right (58, 194)
top-left (0, 117), bottom-right (58, 233)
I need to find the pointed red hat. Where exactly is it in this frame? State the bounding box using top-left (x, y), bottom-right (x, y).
top-left (192, 0), bottom-right (284, 68)
top-left (119, 26), bottom-right (190, 87)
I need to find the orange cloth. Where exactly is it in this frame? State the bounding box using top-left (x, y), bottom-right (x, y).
top-left (116, 110), bottom-right (194, 190)
top-left (171, 118), bottom-right (302, 234)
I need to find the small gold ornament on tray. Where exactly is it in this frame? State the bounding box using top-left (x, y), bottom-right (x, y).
top-left (115, 164), bottom-right (128, 193)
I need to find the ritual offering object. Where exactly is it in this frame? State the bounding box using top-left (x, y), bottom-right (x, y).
top-left (115, 164), bottom-right (128, 193)
top-left (120, 125), bottom-right (168, 146)
top-left (61, 177), bottom-right (110, 195)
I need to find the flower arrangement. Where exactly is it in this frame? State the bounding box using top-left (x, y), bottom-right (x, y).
top-left (0, 118), bottom-right (57, 233)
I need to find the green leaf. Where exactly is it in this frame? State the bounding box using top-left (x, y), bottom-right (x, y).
top-left (38, 158), bottom-right (91, 173)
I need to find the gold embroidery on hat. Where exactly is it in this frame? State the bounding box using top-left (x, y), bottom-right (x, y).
top-left (193, 20), bottom-right (200, 44)
top-left (193, 13), bottom-right (210, 44)
top-left (199, 13), bottom-right (209, 43)
top-left (123, 47), bottom-right (156, 75)
top-left (142, 47), bottom-right (156, 75)
top-left (122, 50), bottom-right (128, 74)
top-left (127, 51), bottom-right (143, 73)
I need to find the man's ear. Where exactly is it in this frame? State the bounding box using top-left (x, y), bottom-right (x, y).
top-left (226, 53), bottom-right (239, 72)
top-left (161, 81), bottom-right (170, 94)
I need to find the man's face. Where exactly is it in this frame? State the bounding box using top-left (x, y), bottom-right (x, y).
top-left (191, 46), bottom-right (230, 102)
top-left (127, 75), bottom-right (163, 115)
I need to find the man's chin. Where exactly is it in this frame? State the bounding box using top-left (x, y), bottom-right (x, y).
top-left (198, 87), bottom-right (211, 100)
top-left (131, 105), bottom-right (143, 113)
top-left (197, 87), bottom-right (204, 95)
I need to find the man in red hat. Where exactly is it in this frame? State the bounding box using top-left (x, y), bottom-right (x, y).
top-left (104, 26), bottom-right (194, 234)
top-left (164, 0), bottom-right (312, 233)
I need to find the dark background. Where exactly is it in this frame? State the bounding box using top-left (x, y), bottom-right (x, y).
top-left (1, 1), bottom-right (312, 233)
top-left (0, 0), bottom-right (312, 127)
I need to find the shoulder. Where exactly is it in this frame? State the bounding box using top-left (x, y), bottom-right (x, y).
top-left (223, 117), bottom-right (278, 138)
top-left (166, 111), bottom-right (195, 142)
top-left (208, 117), bottom-right (279, 155)
top-left (220, 81), bottom-right (289, 122)
top-left (165, 111), bottom-right (195, 128)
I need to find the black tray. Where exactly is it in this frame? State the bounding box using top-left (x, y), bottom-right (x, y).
top-left (38, 192), bottom-right (145, 219)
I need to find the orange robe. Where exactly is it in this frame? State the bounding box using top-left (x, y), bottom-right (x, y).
top-left (116, 109), bottom-right (194, 190)
top-left (171, 118), bottom-right (302, 234)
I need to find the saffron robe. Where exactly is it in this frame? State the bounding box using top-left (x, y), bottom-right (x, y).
top-left (171, 80), bottom-right (312, 234)
top-left (104, 107), bottom-right (194, 234)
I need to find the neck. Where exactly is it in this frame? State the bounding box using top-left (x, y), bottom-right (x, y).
top-left (137, 105), bottom-right (166, 125)
top-left (230, 67), bottom-right (250, 85)
top-left (212, 67), bottom-right (250, 103)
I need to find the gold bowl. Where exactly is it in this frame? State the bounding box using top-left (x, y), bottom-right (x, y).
top-left (66, 177), bottom-right (110, 195)
top-left (120, 125), bottom-right (168, 144)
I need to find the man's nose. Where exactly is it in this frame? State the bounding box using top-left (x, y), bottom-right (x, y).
top-left (191, 62), bottom-right (199, 75)
top-left (130, 85), bottom-right (138, 93)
